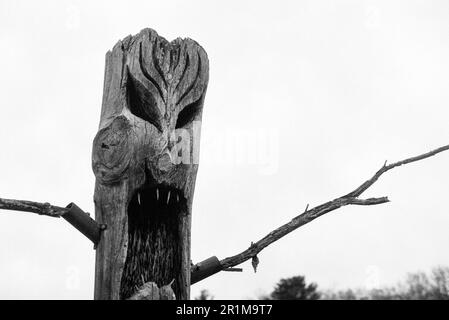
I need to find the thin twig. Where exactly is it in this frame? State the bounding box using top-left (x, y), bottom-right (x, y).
top-left (345, 144), bottom-right (449, 198)
top-left (197, 144), bottom-right (449, 277)
top-left (219, 197), bottom-right (389, 269)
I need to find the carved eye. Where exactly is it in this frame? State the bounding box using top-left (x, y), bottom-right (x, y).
top-left (126, 71), bottom-right (163, 132)
top-left (175, 95), bottom-right (203, 128)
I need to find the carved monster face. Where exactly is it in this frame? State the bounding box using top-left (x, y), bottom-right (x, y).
top-left (92, 29), bottom-right (208, 300)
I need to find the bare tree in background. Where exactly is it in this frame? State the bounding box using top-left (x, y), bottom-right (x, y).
top-left (322, 266), bottom-right (449, 300)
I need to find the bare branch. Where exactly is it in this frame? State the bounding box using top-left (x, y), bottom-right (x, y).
top-left (191, 144), bottom-right (449, 283)
top-left (345, 144), bottom-right (449, 198)
top-left (219, 197), bottom-right (389, 269)
top-left (0, 198), bottom-right (101, 245)
top-left (0, 198), bottom-right (68, 217)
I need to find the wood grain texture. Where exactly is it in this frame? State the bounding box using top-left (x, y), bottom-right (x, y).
top-left (92, 28), bottom-right (209, 300)
top-left (0, 198), bottom-right (68, 217)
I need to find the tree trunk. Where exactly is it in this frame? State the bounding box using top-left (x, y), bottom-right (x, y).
top-left (92, 28), bottom-right (209, 300)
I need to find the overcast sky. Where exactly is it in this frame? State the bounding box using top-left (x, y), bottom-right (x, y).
top-left (0, 0), bottom-right (448, 299)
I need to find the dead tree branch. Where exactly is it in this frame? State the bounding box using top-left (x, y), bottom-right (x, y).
top-left (0, 198), bottom-right (68, 217)
top-left (0, 198), bottom-right (101, 245)
top-left (345, 144), bottom-right (449, 198)
top-left (191, 144), bottom-right (449, 284)
top-left (219, 197), bottom-right (389, 269)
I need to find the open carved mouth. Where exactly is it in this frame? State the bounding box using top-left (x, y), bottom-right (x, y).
top-left (120, 183), bottom-right (188, 299)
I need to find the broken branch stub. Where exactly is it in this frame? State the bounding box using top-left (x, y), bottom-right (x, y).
top-left (92, 28), bottom-right (209, 300)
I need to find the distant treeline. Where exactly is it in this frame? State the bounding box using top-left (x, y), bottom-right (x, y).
top-left (195, 266), bottom-right (449, 300)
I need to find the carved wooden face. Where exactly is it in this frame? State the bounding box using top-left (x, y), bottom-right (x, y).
top-left (92, 29), bottom-right (208, 299)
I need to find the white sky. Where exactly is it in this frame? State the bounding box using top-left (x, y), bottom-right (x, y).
top-left (0, 0), bottom-right (448, 299)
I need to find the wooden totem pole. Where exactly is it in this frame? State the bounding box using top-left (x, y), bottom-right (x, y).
top-left (92, 28), bottom-right (209, 300)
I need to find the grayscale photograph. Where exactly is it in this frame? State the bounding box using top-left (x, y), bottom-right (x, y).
top-left (0, 0), bottom-right (448, 306)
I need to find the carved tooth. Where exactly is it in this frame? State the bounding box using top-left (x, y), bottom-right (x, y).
top-left (167, 191), bottom-right (171, 204)
top-left (137, 192), bottom-right (141, 205)
top-left (156, 188), bottom-right (159, 201)
top-left (176, 194), bottom-right (179, 202)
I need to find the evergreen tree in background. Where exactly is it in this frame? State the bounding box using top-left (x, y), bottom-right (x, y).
top-left (270, 276), bottom-right (320, 300)
top-left (194, 289), bottom-right (214, 300)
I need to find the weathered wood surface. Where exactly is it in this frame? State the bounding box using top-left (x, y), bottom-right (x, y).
top-left (0, 198), bottom-right (68, 217)
top-left (128, 281), bottom-right (176, 300)
top-left (92, 28), bottom-right (209, 300)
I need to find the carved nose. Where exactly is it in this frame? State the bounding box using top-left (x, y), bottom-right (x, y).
top-left (157, 152), bottom-right (173, 172)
